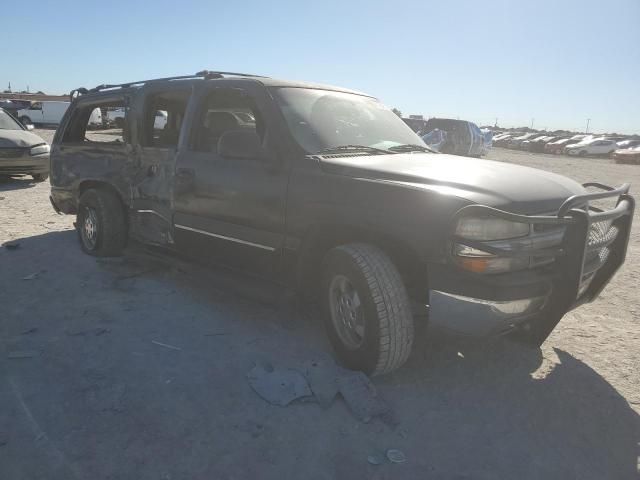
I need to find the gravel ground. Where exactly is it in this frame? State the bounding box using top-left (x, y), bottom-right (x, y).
top-left (1, 131), bottom-right (638, 479)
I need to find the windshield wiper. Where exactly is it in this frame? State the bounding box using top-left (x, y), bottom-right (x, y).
top-left (387, 143), bottom-right (437, 154)
top-left (316, 145), bottom-right (391, 155)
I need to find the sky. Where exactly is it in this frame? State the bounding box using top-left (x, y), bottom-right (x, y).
top-left (2, 0), bottom-right (639, 134)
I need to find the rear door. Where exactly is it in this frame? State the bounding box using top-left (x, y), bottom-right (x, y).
top-left (128, 84), bottom-right (193, 245)
top-left (172, 83), bottom-right (289, 277)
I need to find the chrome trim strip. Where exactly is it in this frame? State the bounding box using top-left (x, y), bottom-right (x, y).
top-left (174, 224), bottom-right (276, 251)
top-left (136, 209), bottom-right (170, 223)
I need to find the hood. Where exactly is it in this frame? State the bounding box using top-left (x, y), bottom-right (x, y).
top-left (319, 152), bottom-right (586, 214)
top-left (0, 129), bottom-right (47, 148)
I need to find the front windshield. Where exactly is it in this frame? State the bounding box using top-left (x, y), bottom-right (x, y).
top-left (0, 109), bottom-right (23, 130)
top-left (272, 87), bottom-right (424, 154)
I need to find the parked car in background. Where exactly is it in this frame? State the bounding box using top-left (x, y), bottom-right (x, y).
top-left (615, 139), bottom-right (640, 151)
top-left (492, 133), bottom-right (516, 147)
top-left (18, 101), bottom-right (70, 126)
top-left (505, 132), bottom-right (538, 149)
top-left (87, 108), bottom-right (103, 128)
top-left (613, 146), bottom-right (640, 164)
top-left (544, 137), bottom-right (579, 154)
top-left (421, 128), bottom-right (447, 151)
top-left (565, 138), bottom-right (617, 157)
top-left (107, 108), bottom-right (167, 129)
top-left (523, 136), bottom-right (559, 153)
top-left (421, 118), bottom-right (485, 156)
top-left (0, 107), bottom-right (50, 181)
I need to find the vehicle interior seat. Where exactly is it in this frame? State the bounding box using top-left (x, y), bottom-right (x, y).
top-left (205, 111), bottom-right (240, 151)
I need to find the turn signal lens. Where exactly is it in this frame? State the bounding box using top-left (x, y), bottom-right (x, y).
top-left (453, 244), bottom-right (530, 274)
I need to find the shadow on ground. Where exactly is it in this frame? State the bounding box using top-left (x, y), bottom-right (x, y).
top-left (0, 175), bottom-right (40, 191)
top-left (1, 230), bottom-right (638, 479)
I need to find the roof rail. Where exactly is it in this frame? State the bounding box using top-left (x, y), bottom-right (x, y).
top-left (69, 70), bottom-right (268, 100)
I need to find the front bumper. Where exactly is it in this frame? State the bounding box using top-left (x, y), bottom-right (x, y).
top-left (0, 148), bottom-right (49, 175)
top-left (428, 182), bottom-right (635, 337)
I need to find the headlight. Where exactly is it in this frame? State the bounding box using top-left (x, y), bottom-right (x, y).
top-left (30, 144), bottom-right (50, 156)
top-left (455, 217), bottom-right (529, 241)
top-left (453, 217), bottom-right (531, 274)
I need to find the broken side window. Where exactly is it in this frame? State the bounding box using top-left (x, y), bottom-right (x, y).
top-left (62, 98), bottom-right (127, 145)
top-left (142, 90), bottom-right (191, 148)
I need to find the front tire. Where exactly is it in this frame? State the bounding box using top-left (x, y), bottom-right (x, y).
top-left (77, 188), bottom-right (127, 257)
top-left (322, 244), bottom-right (414, 376)
top-left (579, 150), bottom-right (587, 157)
top-left (20, 116), bottom-right (32, 126)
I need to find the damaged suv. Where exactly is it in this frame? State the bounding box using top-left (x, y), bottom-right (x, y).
top-left (50, 71), bottom-right (634, 375)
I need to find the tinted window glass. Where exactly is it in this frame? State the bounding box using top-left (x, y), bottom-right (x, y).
top-left (191, 90), bottom-right (260, 153)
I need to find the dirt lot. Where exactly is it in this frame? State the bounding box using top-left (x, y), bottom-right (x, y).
top-left (1, 131), bottom-right (639, 479)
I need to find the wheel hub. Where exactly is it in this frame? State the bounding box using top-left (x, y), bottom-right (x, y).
top-left (329, 275), bottom-right (364, 349)
top-left (81, 207), bottom-right (98, 250)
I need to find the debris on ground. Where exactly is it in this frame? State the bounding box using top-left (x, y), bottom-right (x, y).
top-left (367, 452), bottom-right (386, 465)
top-left (22, 272), bottom-right (39, 280)
top-left (337, 371), bottom-right (390, 423)
top-left (7, 351), bottom-right (37, 359)
top-left (386, 449), bottom-right (407, 464)
top-left (203, 332), bottom-right (228, 337)
top-left (302, 358), bottom-right (340, 409)
top-left (247, 362), bottom-right (312, 407)
top-left (151, 340), bottom-right (182, 351)
top-left (247, 358), bottom-right (391, 422)
top-left (3, 241), bottom-right (20, 250)
top-left (20, 327), bottom-right (38, 335)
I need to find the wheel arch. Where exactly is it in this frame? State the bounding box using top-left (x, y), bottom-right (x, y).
top-left (77, 180), bottom-right (128, 214)
top-left (295, 222), bottom-right (428, 303)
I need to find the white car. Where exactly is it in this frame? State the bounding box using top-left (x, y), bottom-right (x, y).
top-left (18, 101), bottom-right (70, 126)
top-left (107, 108), bottom-right (167, 129)
top-left (87, 108), bottom-right (103, 128)
top-left (565, 138), bottom-right (618, 157)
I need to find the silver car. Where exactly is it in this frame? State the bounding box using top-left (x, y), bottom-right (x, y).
top-left (0, 108), bottom-right (50, 182)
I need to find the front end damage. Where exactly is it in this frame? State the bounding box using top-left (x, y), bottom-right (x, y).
top-left (427, 183), bottom-right (635, 344)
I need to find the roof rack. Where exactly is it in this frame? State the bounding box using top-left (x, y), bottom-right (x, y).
top-left (69, 70), bottom-right (267, 100)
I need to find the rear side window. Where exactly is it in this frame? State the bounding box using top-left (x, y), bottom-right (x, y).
top-left (191, 90), bottom-right (261, 153)
top-left (141, 90), bottom-right (191, 148)
top-left (62, 98), bottom-right (126, 144)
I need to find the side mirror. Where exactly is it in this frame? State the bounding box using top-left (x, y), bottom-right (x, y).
top-left (26, 124), bottom-right (34, 131)
top-left (217, 129), bottom-right (262, 160)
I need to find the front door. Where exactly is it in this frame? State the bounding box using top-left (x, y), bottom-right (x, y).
top-left (129, 85), bottom-right (192, 245)
top-left (172, 85), bottom-right (288, 277)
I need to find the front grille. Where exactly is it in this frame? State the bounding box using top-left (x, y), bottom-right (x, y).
top-left (0, 147), bottom-right (27, 159)
top-left (577, 219), bottom-right (621, 297)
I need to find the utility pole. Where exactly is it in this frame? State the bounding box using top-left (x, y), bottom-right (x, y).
top-left (530, 118), bottom-right (535, 129)
top-left (585, 118), bottom-right (591, 134)
top-left (494, 117), bottom-right (498, 127)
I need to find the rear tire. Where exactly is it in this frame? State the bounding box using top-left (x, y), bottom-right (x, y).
top-left (32, 173), bottom-right (49, 182)
top-left (77, 188), bottom-right (127, 257)
top-left (579, 150), bottom-right (587, 157)
top-left (322, 243), bottom-right (414, 376)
